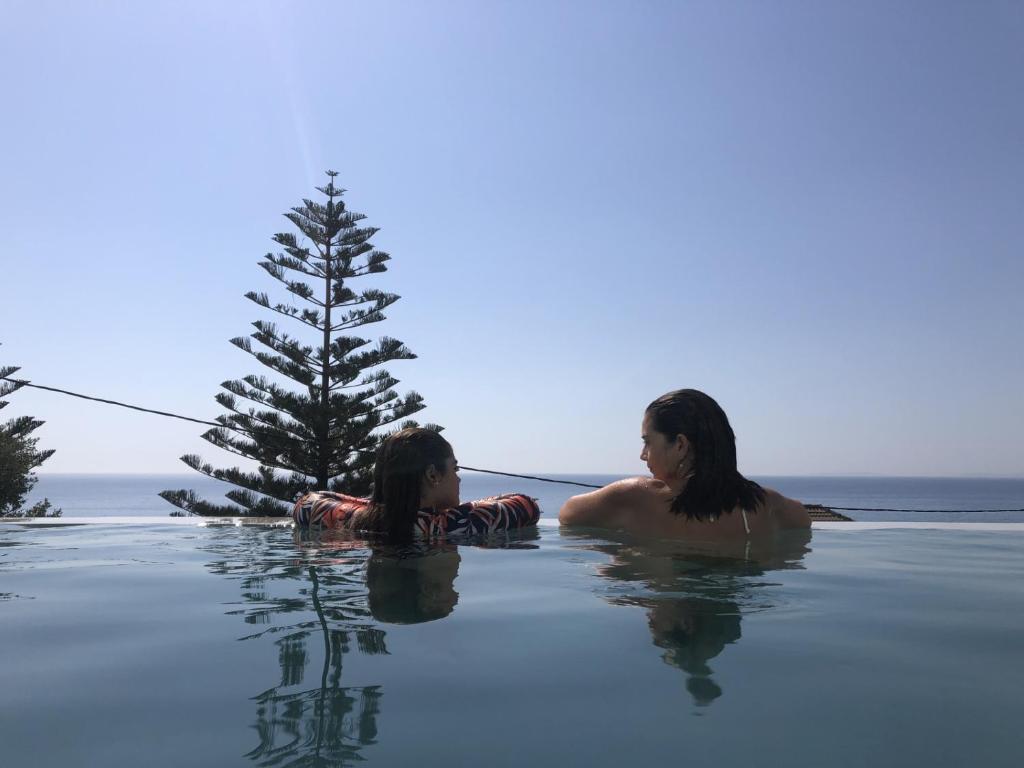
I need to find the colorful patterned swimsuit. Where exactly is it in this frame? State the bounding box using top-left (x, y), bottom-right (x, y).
top-left (292, 491), bottom-right (541, 538)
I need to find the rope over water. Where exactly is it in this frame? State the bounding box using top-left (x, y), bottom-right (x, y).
top-left (5, 379), bottom-right (222, 428)
top-left (5, 376), bottom-right (1022, 515)
top-left (816, 506), bottom-right (1024, 513)
top-left (456, 465), bottom-right (601, 489)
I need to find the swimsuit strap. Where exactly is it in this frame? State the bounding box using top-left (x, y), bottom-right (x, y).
top-left (711, 509), bottom-right (751, 535)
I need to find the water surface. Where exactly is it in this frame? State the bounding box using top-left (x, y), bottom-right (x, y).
top-left (2, 521), bottom-right (1022, 766)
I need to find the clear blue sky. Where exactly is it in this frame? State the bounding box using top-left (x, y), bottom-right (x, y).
top-left (2, 0), bottom-right (1022, 477)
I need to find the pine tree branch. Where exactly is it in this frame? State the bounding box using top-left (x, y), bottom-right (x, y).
top-left (159, 489), bottom-right (246, 517)
top-left (1, 416), bottom-right (45, 440)
top-left (283, 279), bottom-right (317, 304)
top-left (200, 429), bottom-right (307, 475)
top-left (337, 265), bottom-right (386, 280)
top-left (326, 370), bottom-right (398, 393)
top-left (283, 212), bottom-right (328, 243)
top-left (264, 253), bottom-right (324, 279)
top-left (329, 285), bottom-right (357, 305)
top-left (220, 380), bottom-right (314, 425)
top-left (214, 393), bottom-right (315, 445)
top-left (208, 417), bottom-right (307, 462)
top-left (211, 464), bottom-right (309, 506)
top-left (258, 303), bottom-right (324, 332)
top-left (334, 241), bottom-right (374, 262)
top-left (224, 378), bottom-right (320, 426)
top-left (330, 309), bottom-right (387, 332)
top-left (0, 366), bottom-right (25, 400)
top-left (329, 335), bottom-right (371, 361)
top-left (249, 322), bottom-right (321, 369)
top-left (224, 488), bottom-right (291, 516)
top-left (335, 226), bottom-right (378, 247)
top-left (216, 415), bottom-right (315, 459)
top-left (230, 338), bottom-right (319, 386)
top-left (246, 292), bottom-right (327, 332)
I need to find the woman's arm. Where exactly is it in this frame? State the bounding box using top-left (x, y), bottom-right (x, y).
top-left (422, 494), bottom-right (541, 537)
top-left (559, 478), bottom-right (651, 528)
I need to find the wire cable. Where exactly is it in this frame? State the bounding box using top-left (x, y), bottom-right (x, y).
top-left (456, 465), bottom-right (601, 489)
top-left (822, 506), bottom-right (1024, 513)
top-left (4, 378), bottom-right (221, 427)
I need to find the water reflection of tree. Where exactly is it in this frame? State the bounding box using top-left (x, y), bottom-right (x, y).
top-left (201, 525), bottom-right (387, 767)
top-left (570, 530), bottom-right (811, 708)
top-left (246, 564), bottom-right (387, 768)
top-left (201, 524), bottom-right (537, 765)
top-left (201, 525), bottom-right (522, 766)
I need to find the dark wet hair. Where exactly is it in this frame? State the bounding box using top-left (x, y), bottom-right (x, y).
top-left (361, 428), bottom-right (454, 542)
top-left (645, 389), bottom-right (765, 521)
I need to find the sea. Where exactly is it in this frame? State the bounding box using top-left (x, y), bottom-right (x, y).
top-left (21, 473), bottom-right (1024, 523)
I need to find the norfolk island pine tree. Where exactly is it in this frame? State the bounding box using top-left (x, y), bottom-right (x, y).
top-left (161, 172), bottom-right (438, 516)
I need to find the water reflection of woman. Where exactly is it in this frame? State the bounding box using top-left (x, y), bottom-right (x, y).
top-left (297, 530), bottom-right (538, 626)
top-left (579, 530), bottom-right (811, 707)
top-left (644, 597), bottom-right (741, 706)
top-left (291, 527), bottom-right (462, 624)
top-left (365, 546), bottom-right (461, 624)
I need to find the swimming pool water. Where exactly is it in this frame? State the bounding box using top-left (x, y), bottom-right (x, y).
top-left (1, 520), bottom-right (1022, 767)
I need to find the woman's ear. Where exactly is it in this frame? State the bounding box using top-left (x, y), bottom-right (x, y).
top-left (424, 464), bottom-right (440, 487)
top-left (675, 435), bottom-right (695, 479)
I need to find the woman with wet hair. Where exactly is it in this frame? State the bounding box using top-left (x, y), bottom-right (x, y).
top-left (559, 389), bottom-right (810, 539)
top-left (294, 427), bottom-right (540, 541)
top-left (361, 427), bottom-right (462, 540)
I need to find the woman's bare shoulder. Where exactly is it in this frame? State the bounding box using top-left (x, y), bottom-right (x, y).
top-left (598, 476), bottom-right (674, 506)
top-left (614, 476), bottom-right (668, 493)
top-left (559, 476), bottom-right (666, 526)
top-left (760, 487), bottom-right (811, 529)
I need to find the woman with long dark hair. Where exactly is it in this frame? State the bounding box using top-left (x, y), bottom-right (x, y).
top-left (559, 389), bottom-right (810, 538)
top-left (360, 427), bottom-right (461, 540)
top-left (293, 427), bottom-right (540, 541)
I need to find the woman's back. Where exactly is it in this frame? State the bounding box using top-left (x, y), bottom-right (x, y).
top-left (560, 479), bottom-right (810, 541)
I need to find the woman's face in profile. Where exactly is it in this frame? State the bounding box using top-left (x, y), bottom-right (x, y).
top-left (434, 455), bottom-right (461, 508)
top-left (641, 413), bottom-right (686, 483)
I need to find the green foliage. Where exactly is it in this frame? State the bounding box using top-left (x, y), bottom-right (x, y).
top-left (162, 172), bottom-right (437, 517)
top-left (0, 359), bottom-right (61, 518)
